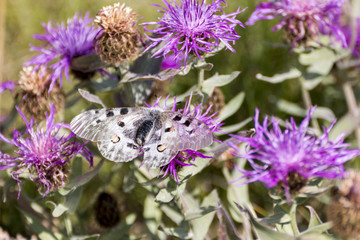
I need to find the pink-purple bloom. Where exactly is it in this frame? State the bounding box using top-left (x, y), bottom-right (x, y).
top-left (0, 104), bottom-right (93, 197)
top-left (24, 13), bottom-right (100, 91)
top-left (247, 0), bottom-right (347, 48)
top-left (342, 18), bottom-right (360, 57)
top-left (143, 0), bottom-right (245, 64)
top-left (0, 81), bottom-right (17, 93)
top-left (145, 95), bottom-right (223, 182)
top-left (230, 108), bottom-right (360, 202)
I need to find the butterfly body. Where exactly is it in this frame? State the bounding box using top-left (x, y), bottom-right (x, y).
top-left (70, 106), bottom-right (213, 168)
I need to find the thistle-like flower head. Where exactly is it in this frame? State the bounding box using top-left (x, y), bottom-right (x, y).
top-left (247, 0), bottom-right (347, 48)
top-left (24, 13), bottom-right (100, 91)
top-left (230, 108), bottom-right (360, 202)
top-left (0, 105), bottom-right (93, 197)
top-left (143, 0), bottom-right (245, 64)
top-left (145, 95), bottom-right (223, 182)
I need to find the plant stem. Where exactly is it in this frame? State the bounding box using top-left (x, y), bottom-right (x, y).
top-left (342, 81), bottom-right (360, 148)
top-left (299, 77), bottom-right (320, 133)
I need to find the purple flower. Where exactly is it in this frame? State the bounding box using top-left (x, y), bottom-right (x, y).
top-left (247, 0), bottom-right (347, 48)
top-left (342, 18), bottom-right (360, 57)
top-left (0, 81), bottom-right (17, 93)
top-left (230, 108), bottom-right (360, 202)
top-left (145, 95), bottom-right (223, 182)
top-left (24, 13), bottom-right (100, 91)
top-left (0, 104), bottom-right (93, 198)
top-left (143, 0), bottom-right (245, 64)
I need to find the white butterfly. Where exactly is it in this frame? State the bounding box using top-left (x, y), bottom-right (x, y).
top-left (70, 90), bottom-right (213, 168)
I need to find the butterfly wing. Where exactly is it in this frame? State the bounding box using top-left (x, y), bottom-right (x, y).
top-left (141, 111), bottom-right (213, 168)
top-left (70, 107), bottom-right (148, 162)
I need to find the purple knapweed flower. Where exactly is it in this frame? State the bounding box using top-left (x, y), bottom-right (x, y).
top-left (143, 0), bottom-right (245, 64)
top-left (230, 108), bottom-right (360, 202)
top-left (0, 104), bottom-right (93, 198)
top-left (145, 95), bottom-right (223, 182)
top-left (342, 18), bottom-right (360, 57)
top-left (24, 13), bottom-right (100, 91)
top-left (0, 81), bottom-right (17, 94)
top-left (247, 0), bottom-right (347, 48)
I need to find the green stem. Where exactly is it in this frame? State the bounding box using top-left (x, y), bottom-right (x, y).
top-left (299, 77), bottom-right (320, 133)
top-left (342, 81), bottom-right (360, 148)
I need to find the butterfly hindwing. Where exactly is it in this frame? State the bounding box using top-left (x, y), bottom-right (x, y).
top-left (141, 111), bottom-right (213, 168)
top-left (162, 111), bottom-right (213, 151)
top-left (142, 118), bottom-right (179, 168)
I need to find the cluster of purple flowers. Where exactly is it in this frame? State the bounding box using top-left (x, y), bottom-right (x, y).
top-left (24, 13), bottom-right (100, 91)
top-left (230, 108), bottom-right (360, 201)
top-left (247, 0), bottom-right (347, 48)
top-left (0, 105), bottom-right (93, 197)
top-left (143, 0), bottom-right (245, 64)
top-left (1, 0), bottom-right (359, 202)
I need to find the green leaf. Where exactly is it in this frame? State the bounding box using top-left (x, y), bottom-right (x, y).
top-left (234, 203), bottom-right (294, 240)
top-left (306, 206), bottom-right (323, 229)
top-left (60, 160), bottom-right (104, 195)
top-left (218, 92), bottom-right (245, 121)
top-left (90, 76), bottom-right (119, 92)
top-left (100, 214), bottom-right (136, 240)
top-left (277, 100), bottom-right (335, 122)
top-left (256, 68), bottom-right (301, 83)
top-left (160, 205), bottom-right (184, 225)
top-left (78, 89), bottom-right (106, 107)
top-left (299, 48), bottom-right (339, 75)
top-left (328, 112), bottom-right (357, 141)
top-left (194, 61), bottom-right (214, 71)
top-left (298, 222), bottom-right (333, 237)
top-left (70, 54), bottom-right (107, 73)
top-left (158, 226), bottom-right (193, 239)
top-left (21, 210), bottom-right (60, 240)
top-left (202, 71), bottom-right (240, 95)
top-left (144, 195), bottom-right (165, 239)
top-left (155, 179), bottom-right (186, 203)
top-left (70, 235), bottom-right (100, 240)
top-left (190, 190), bottom-right (219, 240)
top-left (52, 186), bottom-right (83, 217)
top-left (218, 117), bottom-right (252, 135)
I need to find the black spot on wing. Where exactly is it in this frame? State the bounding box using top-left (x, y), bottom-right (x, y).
top-left (120, 108), bottom-right (128, 115)
top-left (173, 115), bottom-right (182, 121)
top-left (118, 121), bottom-right (125, 127)
top-left (184, 120), bottom-right (191, 127)
top-left (165, 127), bottom-right (171, 132)
top-left (95, 110), bottom-right (99, 114)
top-left (96, 119), bottom-right (102, 124)
top-left (106, 110), bottom-right (114, 117)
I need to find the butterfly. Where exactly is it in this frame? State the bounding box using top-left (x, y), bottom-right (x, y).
top-left (70, 91), bottom-right (213, 168)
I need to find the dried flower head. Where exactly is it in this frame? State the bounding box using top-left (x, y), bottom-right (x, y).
top-left (230, 108), bottom-right (360, 202)
top-left (94, 192), bottom-right (121, 228)
top-left (94, 3), bottom-right (142, 66)
top-left (327, 170), bottom-right (360, 238)
top-left (203, 87), bottom-right (225, 118)
top-left (16, 66), bottom-right (65, 121)
top-left (247, 0), bottom-right (347, 48)
top-left (24, 13), bottom-right (100, 91)
top-left (0, 105), bottom-right (93, 197)
top-left (143, 0), bottom-right (245, 64)
top-left (145, 95), bottom-right (223, 182)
